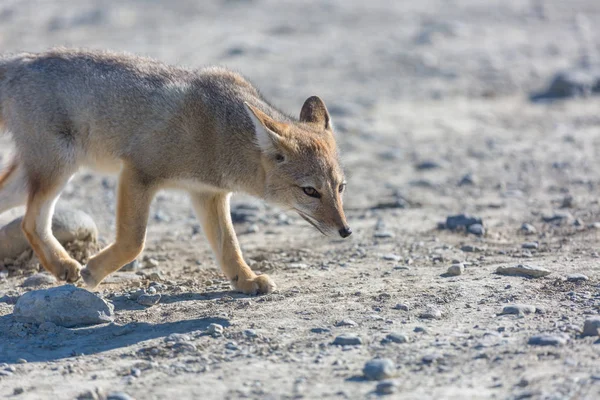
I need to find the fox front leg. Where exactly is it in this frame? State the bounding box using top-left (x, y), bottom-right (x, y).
top-left (190, 192), bottom-right (275, 295)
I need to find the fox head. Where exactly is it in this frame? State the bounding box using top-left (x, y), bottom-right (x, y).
top-left (244, 96), bottom-right (352, 238)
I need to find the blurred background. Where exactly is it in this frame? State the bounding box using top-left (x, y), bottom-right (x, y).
top-left (1, 0), bottom-right (600, 236)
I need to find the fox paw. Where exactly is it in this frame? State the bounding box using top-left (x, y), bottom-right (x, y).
top-left (232, 274), bottom-right (276, 295)
top-left (54, 258), bottom-right (82, 283)
top-left (80, 266), bottom-right (103, 290)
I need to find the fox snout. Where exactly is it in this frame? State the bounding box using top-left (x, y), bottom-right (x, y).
top-left (338, 226), bottom-right (352, 238)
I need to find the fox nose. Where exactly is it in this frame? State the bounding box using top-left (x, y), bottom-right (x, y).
top-left (339, 226), bottom-right (352, 238)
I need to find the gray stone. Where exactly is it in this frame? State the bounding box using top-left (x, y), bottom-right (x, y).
top-left (121, 259), bottom-right (140, 272)
top-left (530, 68), bottom-right (600, 101)
top-left (22, 273), bottom-right (57, 287)
top-left (541, 211), bottom-right (573, 225)
top-left (496, 264), bottom-right (551, 278)
top-left (419, 308), bottom-right (442, 320)
top-left (335, 319), bottom-right (358, 327)
top-left (468, 224), bottom-right (485, 236)
top-left (136, 293), bottom-right (161, 306)
top-left (382, 254), bottom-right (401, 262)
top-left (310, 327), bottom-right (331, 334)
top-left (106, 393), bottom-right (135, 400)
top-left (501, 304), bottom-right (536, 315)
top-left (207, 323), bottom-right (224, 336)
top-left (520, 223), bottom-right (537, 235)
top-left (393, 303), bottom-right (409, 311)
top-left (375, 380), bottom-right (398, 395)
top-left (521, 242), bottom-right (539, 249)
top-left (374, 231), bottom-right (395, 239)
top-left (386, 332), bottom-right (408, 344)
top-left (13, 285), bottom-right (113, 327)
top-left (566, 273), bottom-right (589, 282)
top-left (528, 334), bottom-right (567, 346)
top-left (415, 160), bottom-right (442, 170)
top-left (363, 358), bottom-right (395, 380)
top-left (332, 334), bottom-right (362, 346)
top-left (243, 329), bottom-right (258, 338)
top-left (0, 209), bottom-right (98, 260)
top-left (444, 214), bottom-right (482, 230)
top-left (582, 317), bottom-right (600, 337)
top-left (446, 263), bottom-right (464, 276)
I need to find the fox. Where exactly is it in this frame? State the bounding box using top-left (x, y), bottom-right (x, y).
top-left (0, 48), bottom-right (351, 295)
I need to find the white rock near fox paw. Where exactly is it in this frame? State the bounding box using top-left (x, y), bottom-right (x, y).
top-left (0, 208), bottom-right (98, 260)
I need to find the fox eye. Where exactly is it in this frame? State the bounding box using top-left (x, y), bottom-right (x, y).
top-left (302, 187), bottom-right (321, 198)
top-left (339, 183), bottom-right (346, 193)
top-left (275, 154), bottom-right (285, 163)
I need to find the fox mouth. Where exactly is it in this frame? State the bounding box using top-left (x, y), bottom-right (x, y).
top-left (294, 208), bottom-right (328, 236)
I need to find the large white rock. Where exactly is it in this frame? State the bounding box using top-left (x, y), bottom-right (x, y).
top-left (13, 285), bottom-right (114, 327)
top-left (0, 209), bottom-right (98, 260)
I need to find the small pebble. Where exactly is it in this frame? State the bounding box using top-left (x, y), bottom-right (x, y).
top-left (385, 332), bottom-right (408, 344)
top-left (332, 334), bottom-right (362, 346)
top-left (520, 223), bottom-right (537, 235)
top-left (528, 334), bottom-right (567, 346)
top-left (243, 329), bottom-right (258, 338)
top-left (468, 224), bottom-right (485, 236)
top-left (521, 242), bottom-right (538, 249)
top-left (382, 254), bottom-right (401, 262)
top-left (582, 317), bottom-right (600, 337)
top-left (363, 358), bottom-right (395, 380)
top-left (121, 259), bottom-right (140, 272)
top-left (501, 304), bottom-right (536, 315)
top-left (393, 303), bottom-right (409, 311)
top-left (446, 263), bottom-right (464, 276)
top-left (310, 327), bottom-right (331, 334)
top-left (136, 293), bottom-right (161, 306)
top-left (335, 319), bottom-right (358, 327)
top-left (419, 308), bottom-right (442, 320)
top-left (13, 388), bottom-right (24, 395)
top-left (566, 273), bottom-right (588, 282)
top-left (207, 323), bottom-right (224, 336)
top-left (374, 231), bottom-right (395, 239)
top-left (375, 380), bottom-right (398, 395)
top-left (106, 393), bottom-right (135, 400)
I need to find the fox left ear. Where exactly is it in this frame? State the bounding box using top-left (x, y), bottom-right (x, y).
top-left (300, 96), bottom-right (332, 131)
top-left (244, 102), bottom-right (289, 154)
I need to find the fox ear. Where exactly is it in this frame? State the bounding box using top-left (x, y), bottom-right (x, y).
top-left (299, 96), bottom-right (331, 130)
top-left (244, 102), bottom-right (288, 153)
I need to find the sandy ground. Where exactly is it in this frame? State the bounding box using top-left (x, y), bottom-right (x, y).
top-left (1, 0), bottom-right (600, 399)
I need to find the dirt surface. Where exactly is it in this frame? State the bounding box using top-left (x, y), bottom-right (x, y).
top-left (1, 1), bottom-right (600, 399)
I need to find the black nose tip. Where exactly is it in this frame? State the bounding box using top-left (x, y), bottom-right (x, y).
top-left (339, 227), bottom-right (352, 238)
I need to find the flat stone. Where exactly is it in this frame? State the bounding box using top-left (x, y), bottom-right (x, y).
top-left (385, 332), bottom-right (408, 344)
top-left (335, 319), bottom-right (358, 327)
top-left (496, 264), bottom-right (551, 278)
top-left (0, 209), bottom-right (98, 260)
top-left (310, 327), bottom-right (331, 334)
top-left (375, 380), bottom-right (398, 395)
top-left (136, 293), bottom-right (161, 306)
top-left (501, 304), bottom-right (536, 315)
top-left (22, 273), bottom-right (57, 287)
top-left (521, 242), bottom-right (539, 249)
top-left (363, 358), bottom-right (395, 380)
top-left (444, 214), bottom-right (483, 230)
top-left (528, 334), bottom-right (567, 346)
top-left (382, 254), bottom-right (401, 262)
top-left (13, 285), bottom-right (113, 327)
top-left (332, 334), bottom-right (362, 346)
top-left (566, 273), bottom-right (589, 282)
top-left (582, 317), bottom-right (600, 337)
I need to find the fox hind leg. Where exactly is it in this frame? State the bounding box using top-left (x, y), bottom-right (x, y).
top-left (21, 167), bottom-right (81, 282)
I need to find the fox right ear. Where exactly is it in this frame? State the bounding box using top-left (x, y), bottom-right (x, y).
top-left (244, 102), bottom-right (288, 153)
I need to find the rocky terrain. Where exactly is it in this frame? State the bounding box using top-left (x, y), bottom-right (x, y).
top-left (1, 0), bottom-right (600, 399)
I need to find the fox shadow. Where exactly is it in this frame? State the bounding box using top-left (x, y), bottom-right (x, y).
top-left (0, 313), bottom-right (230, 364)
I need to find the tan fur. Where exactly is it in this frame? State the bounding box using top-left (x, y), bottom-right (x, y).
top-left (0, 48), bottom-right (350, 294)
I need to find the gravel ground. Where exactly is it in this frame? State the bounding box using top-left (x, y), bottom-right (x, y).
top-left (1, 1), bottom-right (600, 399)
